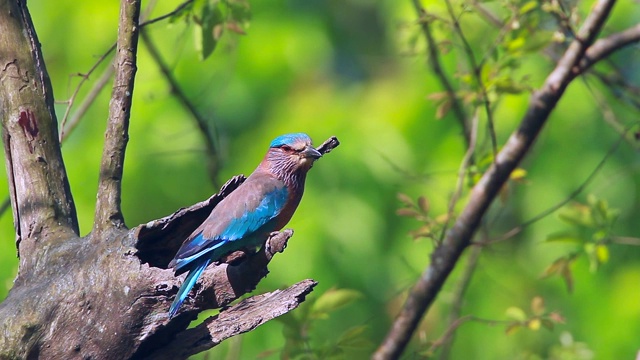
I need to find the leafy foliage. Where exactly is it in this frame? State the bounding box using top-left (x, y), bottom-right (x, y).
top-left (543, 195), bottom-right (621, 291)
top-left (172, 0), bottom-right (251, 59)
top-left (270, 288), bottom-right (371, 359)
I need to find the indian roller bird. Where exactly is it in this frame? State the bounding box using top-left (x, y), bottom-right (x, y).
top-left (168, 133), bottom-right (322, 318)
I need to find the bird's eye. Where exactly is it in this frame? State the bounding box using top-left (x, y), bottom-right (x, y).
top-left (280, 145), bottom-right (293, 152)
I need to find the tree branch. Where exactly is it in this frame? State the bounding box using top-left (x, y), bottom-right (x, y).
top-left (373, 0), bottom-right (617, 358)
top-left (413, 0), bottom-right (470, 148)
top-left (60, 64), bottom-right (115, 143)
top-left (575, 23), bottom-right (640, 77)
top-left (0, 0), bottom-right (78, 265)
top-left (94, 0), bottom-right (141, 232)
top-left (140, 28), bottom-right (221, 186)
top-left (144, 279), bottom-right (317, 360)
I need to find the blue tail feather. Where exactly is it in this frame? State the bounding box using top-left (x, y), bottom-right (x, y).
top-left (168, 258), bottom-right (211, 318)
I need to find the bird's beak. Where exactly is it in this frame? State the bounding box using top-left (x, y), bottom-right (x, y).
top-left (301, 146), bottom-right (322, 159)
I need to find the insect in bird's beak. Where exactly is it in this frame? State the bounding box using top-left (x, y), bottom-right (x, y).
top-left (301, 146), bottom-right (322, 160)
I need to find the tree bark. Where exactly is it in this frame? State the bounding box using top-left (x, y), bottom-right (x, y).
top-left (0, 0), bottom-right (340, 358)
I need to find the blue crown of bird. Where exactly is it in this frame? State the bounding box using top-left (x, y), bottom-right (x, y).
top-left (167, 133), bottom-right (322, 318)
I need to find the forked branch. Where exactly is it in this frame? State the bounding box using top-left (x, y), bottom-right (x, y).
top-left (94, 0), bottom-right (142, 232)
top-left (373, 0), bottom-right (619, 358)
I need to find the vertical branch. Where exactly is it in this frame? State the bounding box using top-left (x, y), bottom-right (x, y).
top-left (443, 0), bottom-right (497, 156)
top-left (140, 29), bottom-right (221, 186)
top-left (373, 0), bottom-right (617, 358)
top-left (93, 0), bottom-right (141, 232)
top-left (438, 238), bottom-right (482, 359)
top-left (413, 0), bottom-right (470, 148)
top-left (0, 0), bottom-right (78, 265)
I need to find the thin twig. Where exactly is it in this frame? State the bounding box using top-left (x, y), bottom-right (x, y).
top-left (612, 236), bottom-right (640, 246)
top-left (60, 65), bottom-right (115, 143)
top-left (439, 112), bottom-right (479, 242)
top-left (574, 23), bottom-right (640, 77)
top-left (58, 0), bottom-right (195, 144)
top-left (484, 125), bottom-right (630, 245)
top-left (437, 233), bottom-right (483, 359)
top-left (140, 0), bottom-right (193, 27)
top-left (93, 0), bottom-right (141, 231)
top-left (428, 315), bottom-right (511, 354)
top-left (412, 0), bottom-right (470, 148)
top-left (140, 28), bottom-right (221, 186)
top-left (58, 44), bottom-right (116, 143)
top-left (443, 0), bottom-right (498, 157)
top-left (470, 0), bottom-right (502, 28)
top-left (373, 1), bottom-right (617, 358)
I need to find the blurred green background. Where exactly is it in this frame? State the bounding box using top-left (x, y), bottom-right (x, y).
top-left (1, 0), bottom-right (639, 358)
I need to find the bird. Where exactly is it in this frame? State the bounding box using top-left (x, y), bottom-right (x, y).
top-left (167, 133), bottom-right (322, 318)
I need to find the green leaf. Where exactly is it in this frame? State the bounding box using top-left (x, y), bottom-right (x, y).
top-left (561, 263), bottom-right (574, 293)
top-left (545, 231), bottom-right (582, 243)
top-left (227, 0), bottom-right (251, 25)
top-left (396, 193), bottom-right (414, 207)
top-left (595, 244), bottom-right (609, 264)
top-left (409, 225), bottom-right (433, 240)
top-left (435, 98), bottom-right (452, 119)
top-left (396, 208), bottom-right (421, 218)
top-left (195, 0), bottom-right (225, 60)
top-left (519, 0), bottom-right (538, 15)
top-left (168, 0), bottom-right (195, 24)
top-left (558, 205), bottom-right (593, 228)
top-left (541, 255), bottom-right (577, 293)
top-left (417, 196), bottom-right (429, 213)
top-left (531, 296), bottom-right (545, 316)
top-left (494, 77), bottom-right (527, 94)
top-left (311, 288), bottom-right (362, 318)
top-left (336, 325), bottom-right (373, 351)
top-left (521, 31), bottom-right (553, 53)
top-left (527, 318), bottom-right (541, 331)
top-left (506, 36), bottom-right (526, 52)
top-left (506, 306), bottom-right (527, 321)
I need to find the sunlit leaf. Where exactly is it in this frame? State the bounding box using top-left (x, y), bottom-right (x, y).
top-left (397, 193), bottom-right (414, 207)
top-left (168, 0), bottom-right (195, 23)
top-left (195, 0), bottom-right (225, 60)
top-left (226, 21), bottom-right (246, 35)
top-left (396, 208), bottom-right (421, 218)
top-left (426, 92), bottom-right (449, 101)
top-left (506, 37), bottom-right (526, 52)
top-left (435, 98), bottom-right (452, 120)
top-left (541, 257), bottom-right (567, 278)
top-left (531, 296), bottom-right (545, 316)
top-left (506, 306), bottom-right (527, 321)
top-left (595, 244), bottom-right (609, 264)
top-left (311, 288), bottom-right (362, 318)
top-left (521, 31), bottom-right (553, 53)
top-left (417, 196), bottom-right (429, 213)
top-left (558, 205), bottom-right (593, 228)
top-left (528, 318), bottom-right (541, 331)
top-left (495, 78), bottom-right (527, 94)
top-left (542, 255), bottom-right (577, 293)
top-left (435, 213), bottom-right (451, 224)
top-left (409, 225), bottom-right (433, 240)
top-left (519, 0), bottom-right (538, 14)
top-left (545, 231), bottom-right (582, 243)
top-left (336, 326), bottom-right (373, 351)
